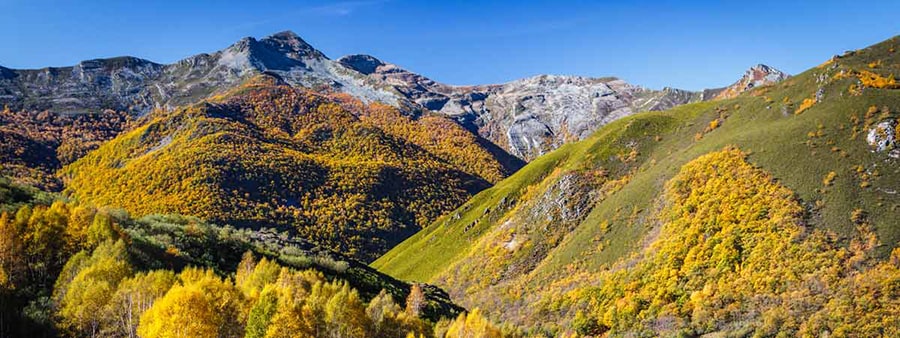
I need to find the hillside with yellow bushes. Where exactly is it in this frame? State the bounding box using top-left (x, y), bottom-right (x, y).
top-left (59, 76), bottom-right (518, 262)
top-left (374, 36), bottom-right (900, 336)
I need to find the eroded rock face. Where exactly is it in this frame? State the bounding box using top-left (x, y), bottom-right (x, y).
top-left (340, 56), bottom-right (702, 161)
top-left (0, 57), bottom-right (164, 114)
top-left (631, 86), bottom-right (714, 112)
top-left (483, 76), bottom-right (637, 160)
top-left (0, 31), bottom-right (397, 115)
top-left (715, 64), bottom-right (790, 99)
top-left (343, 55), bottom-right (790, 161)
top-left (867, 120), bottom-right (899, 158)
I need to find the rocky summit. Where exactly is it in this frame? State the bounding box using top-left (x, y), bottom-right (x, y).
top-left (714, 63), bottom-right (790, 99)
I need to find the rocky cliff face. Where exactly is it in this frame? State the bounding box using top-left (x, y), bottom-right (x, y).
top-left (470, 75), bottom-right (638, 160)
top-left (0, 31), bottom-right (397, 115)
top-left (339, 55), bottom-right (711, 161)
top-left (0, 57), bottom-right (163, 114)
top-left (714, 64), bottom-right (790, 99)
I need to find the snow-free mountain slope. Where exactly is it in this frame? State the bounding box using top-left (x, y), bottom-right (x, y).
top-left (342, 54), bottom-right (783, 161)
top-left (373, 36), bottom-right (900, 336)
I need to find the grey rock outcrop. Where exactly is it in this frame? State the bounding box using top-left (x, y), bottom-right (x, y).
top-left (631, 86), bottom-right (709, 112)
top-left (0, 57), bottom-right (163, 114)
top-left (475, 75), bottom-right (637, 160)
top-left (867, 120), bottom-right (899, 158)
top-left (714, 64), bottom-right (790, 99)
top-left (340, 55), bottom-right (709, 161)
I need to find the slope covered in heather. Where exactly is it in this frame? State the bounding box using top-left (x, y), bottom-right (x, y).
top-left (60, 75), bottom-right (518, 262)
top-left (373, 36), bottom-right (900, 335)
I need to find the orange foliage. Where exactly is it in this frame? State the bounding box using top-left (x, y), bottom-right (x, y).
top-left (857, 70), bottom-right (899, 88)
top-left (795, 97), bottom-right (816, 114)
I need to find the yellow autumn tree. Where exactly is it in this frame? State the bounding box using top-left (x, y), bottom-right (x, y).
top-left (138, 282), bottom-right (219, 338)
top-left (245, 285), bottom-right (281, 338)
top-left (137, 268), bottom-right (244, 338)
top-left (262, 269), bottom-right (320, 338)
top-left (57, 240), bottom-right (132, 337)
top-left (367, 289), bottom-right (431, 338)
top-left (405, 283), bottom-right (426, 317)
top-left (104, 270), bottom-right (177, 338)
top-left (261, 271), bottom-right (372, 338)
top-left (0, 212), bottom-right (24, 290)
top-left (235, 252), bottom-right (282, 302)
top-left (444, 308), bottom-right (504, 338)
top-left (322, 282), bottom-right (371, 338)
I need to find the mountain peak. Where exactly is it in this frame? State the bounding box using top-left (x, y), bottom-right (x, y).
top-left (337, 54), bottom-right (387, 75)
top-left (268, 30), bottom-right (300, 39)
top-left (259, 30), bottom-right (326, 60)
top-left (746, 63), bottom-right (788, 81)
top-left (715, 63), bottom-right (789, 99)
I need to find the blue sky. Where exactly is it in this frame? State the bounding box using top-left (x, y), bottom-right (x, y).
top-left (1, 0), bottom-right (898, 90)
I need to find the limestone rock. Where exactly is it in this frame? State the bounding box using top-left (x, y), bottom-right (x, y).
top-left (0, 31), bottom-right (397, 115)
top-left (341, 55), bottom-right (703, 161)
top-left (715, 64), bottom-right (790, 99)
top-left (867, 120), bottom-right (899, 158)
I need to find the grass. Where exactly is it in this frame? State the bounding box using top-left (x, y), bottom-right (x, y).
top-left (371, 142), bottom-right (573, 281)
top-left (372, 36), bottom-right (900, 328)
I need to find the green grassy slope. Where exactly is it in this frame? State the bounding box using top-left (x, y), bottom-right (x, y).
top-left (373, 36), bottom-right (900, 333)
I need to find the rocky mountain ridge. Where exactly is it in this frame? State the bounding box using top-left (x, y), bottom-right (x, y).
top-left (0, 31), bottom-right (398, 115)
top-left (339, 54), bottom-right (785, 160)
top-left (0, 31), bottom-right (788, 161)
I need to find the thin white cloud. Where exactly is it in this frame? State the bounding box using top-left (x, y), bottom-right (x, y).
top-left (231, 0), bottom-right (387, 31)
top-left (308, 0), bottom-right (386, 16)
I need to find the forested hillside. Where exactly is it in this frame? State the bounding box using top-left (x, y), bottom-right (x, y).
top-left (374, 36), bottom-right (900, 336)
top-left (0, 108), bottom-right (133, 190)
top-left (0, 178), bottom-right (519, 338)
top-left (60, 75), bottom-right (517, 261)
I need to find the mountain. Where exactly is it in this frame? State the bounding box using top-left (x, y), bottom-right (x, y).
top-left (59, 75), bottom-right (517, 262)
top-left (1, 26), bottom-right (892, 337)
top-left (0, 31), bottom-right (791, 262)
top-left (0, 31), bottom-right (398, 115)
top-left (2, 33), bottom-right (781, 168)
top-left (373, 36), bottom-right (900, 335)
top-left (339, 54), bottom-right (743, 161)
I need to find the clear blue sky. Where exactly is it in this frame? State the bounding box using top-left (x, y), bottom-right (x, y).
top-left (2, 0), bottom-right (898, 90)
